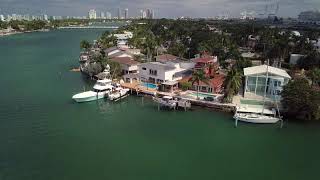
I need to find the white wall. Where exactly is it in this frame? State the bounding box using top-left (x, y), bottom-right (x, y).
top-left (138, 63), bottom-right (167, 81)
top-left (138, 61), bottom-right (194, 82)
top-left (180, 62), bottom-right (195, 69)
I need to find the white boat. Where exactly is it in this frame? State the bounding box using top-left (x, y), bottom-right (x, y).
top-left (234, 107), bottom-right (280, 124)
top-left (72, 79), bottom-right (113, 103)
top-left (153, 96), bottom-right (178, 109)
top-left (234, 113), bottom-right (280, 124)
top-left (108, 87), bottom-right (130, 101)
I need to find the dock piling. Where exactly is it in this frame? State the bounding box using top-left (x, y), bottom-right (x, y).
top-left (235, 118), bottom-right (238, 128)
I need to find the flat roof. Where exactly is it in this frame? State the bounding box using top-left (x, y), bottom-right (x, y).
top-left (111, 57), bottom-right (139, 66)
top-left (237, 106), bottom-right (275, 115)
top-left (162, 81), bottom-right (178, 86)
top-left (244, 65), bottom-right (291, 79)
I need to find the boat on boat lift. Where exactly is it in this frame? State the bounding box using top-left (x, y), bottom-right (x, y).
top-left (108, 83), bottom-right (130, 101)
top-left (153, 96), bottom-right (178, 110)
top-left (72, 79), bottom-right (113, 103)
top-left (234, 106), bottom-right (280, 124)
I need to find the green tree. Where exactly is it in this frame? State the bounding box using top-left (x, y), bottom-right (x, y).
top-left (281, 78), bottom-right (320, 120)
top-left (106, 60), bottom-right (122, 78)
top-left (190, 70), bottom-right (210, 100)
top-left (180, 82), bottom-right (192, 91)
top-left (8, 20), bottom-right (20, 30)
top-left (167, 41), bottom-right (187, 58)
top-left (307, 68), bottom-right (320, 86)
top-left (297, 52), bottom-right (320, 70)
top-left (0, 20), bottom-right (8, 29)
top-left (80, 40), bottom-right (91, 50)
top-left (223, 68), bottom-right (242, 103)
top-left (83, 63), bottom-right (103, 78)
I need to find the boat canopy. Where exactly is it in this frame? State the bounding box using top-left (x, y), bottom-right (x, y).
top-left (163, 96), bottom-right (173, 100)
top-left (237, 106), bottom-right (275, 115)
top-left (97, 79), bottom-right (112, 83)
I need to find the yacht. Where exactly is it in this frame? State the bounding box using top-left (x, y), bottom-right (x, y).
top-left (72, 79), bottom-right (113, 103)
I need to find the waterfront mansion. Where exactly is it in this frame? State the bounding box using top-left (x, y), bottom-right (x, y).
top-left (138, 60), bottom-right (195, 84)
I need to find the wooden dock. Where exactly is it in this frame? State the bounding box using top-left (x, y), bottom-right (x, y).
top-left (121, 82), bottom-right (157, 96)
top-left (120, 82), bottom-right (236, 113)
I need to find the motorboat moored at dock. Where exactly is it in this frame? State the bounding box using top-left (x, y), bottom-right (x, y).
top-left (72, 79), bottom-right (113, 103)
top-left (108, 87), bottom-right (130, 101)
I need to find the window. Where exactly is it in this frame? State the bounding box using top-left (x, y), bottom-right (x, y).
top-left (142, 67), bottom-right (147, 70)
top-left (273, 81), bottom-right (282, 87)
top-left (149, 69), bottom-right (157, 76)
top-left (201, 86), bottom-right (207, 91)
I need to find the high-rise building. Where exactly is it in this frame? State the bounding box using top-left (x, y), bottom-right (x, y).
top-left (118, 8), bottom-right (121, 19)
top-left (140, 9), bottom-right (148, 19)
top-left (43, 14), bottom-right (48, 21)
top-left (298, 10), bottom-right (320, 22)
top-left (0, 15), bottom-right (5, 21)
top-left (106, 12), bottom-right (112, 19)
top-left (124, 8), bottom-right (129, 19)
top-left (12, 14), bottom-right (17, 20)
top-left (100, 12), bottom-right (105, 19)
top-left (145, 9), bottom-right (154, 19)
top-left (151, 9), bottom-right (155, 19)
top-left (88, 9), bottom-right (97, 19)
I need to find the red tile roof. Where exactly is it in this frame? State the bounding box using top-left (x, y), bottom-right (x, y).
top-left (194, 57), bottom-right (215, 63)
top-left (179, 74), bottom-right (225, 93)
top-left (156, 54), bottom-right (178, 62)
top-left (111, 57), bottom-right (139, 66)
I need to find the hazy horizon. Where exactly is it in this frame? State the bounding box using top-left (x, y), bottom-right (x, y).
top-left (0, 0), bottom-right (319, 18)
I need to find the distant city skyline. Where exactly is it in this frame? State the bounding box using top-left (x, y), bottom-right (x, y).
top-left (0, 0), bottom-right (319, 18)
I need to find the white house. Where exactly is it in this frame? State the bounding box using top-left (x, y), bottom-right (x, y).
top-left (138, 60), bottom-right (194, 84)
top-left (113, 31), bottom-right (133, 49)
top-left (110, 57), bottom-right (139, 75)
top-left (244, 65), bottom-right (291, 100)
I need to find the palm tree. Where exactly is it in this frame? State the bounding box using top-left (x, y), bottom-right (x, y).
top-left (143, 31), bottom-right (157, 61)
top-left (223, 68), bottom-right (242, 103)
top-left (190, 70), bottom-right (210, 100)
top-left (80, 40), bottom-right (90, 51)
top-left (207, 63), bottom-right (216, 78)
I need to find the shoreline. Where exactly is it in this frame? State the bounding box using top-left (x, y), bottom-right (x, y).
top-left (0, 29), bottom-right (50, 37)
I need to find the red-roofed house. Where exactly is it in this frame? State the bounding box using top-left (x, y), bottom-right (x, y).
top-left (155, 54), bottom-right (179, 63)
top-left (179, 74), bottom-right (225, 94)
top-left (193, 55), bottom-right (219, 76)
top-left (110, 57), bottom-right (140, 75)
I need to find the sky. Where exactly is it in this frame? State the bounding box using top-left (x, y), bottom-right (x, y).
top-left (0, 0), bottom-right (319, 18)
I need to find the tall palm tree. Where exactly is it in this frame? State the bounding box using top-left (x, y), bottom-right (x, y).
top-left (190, 70), bottom-right (210, 100)
top-left (143, 31), bottom-right (157, 62)
top-left (207, 63), bottom-right (216, 78)
top-left (223, 68), bottom-right (242, 103)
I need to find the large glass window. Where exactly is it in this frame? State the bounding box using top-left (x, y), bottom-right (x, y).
top-left (246, 75), bottom-right (269, 96)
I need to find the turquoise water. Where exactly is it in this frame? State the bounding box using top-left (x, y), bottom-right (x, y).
top-left (190, 92), bottom-right (216, 98)
top-left (142, 82), bottom-right (158, 89)
top-left (0, 29), bottom-right (320, 180)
